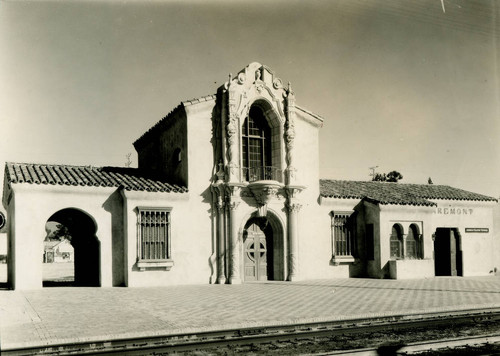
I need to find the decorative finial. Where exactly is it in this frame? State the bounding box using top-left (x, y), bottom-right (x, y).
top-left (255, 69), bottom-right (261, 81)
top-left (216, 161), bottom-right (225, 182)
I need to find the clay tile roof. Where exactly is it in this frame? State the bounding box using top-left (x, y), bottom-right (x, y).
top-left (320, 179), bottom-right (497, 206)
top-left (4, 163), bottom-right (188, 193)
top-left (183, 94), bottom-right (216, 106)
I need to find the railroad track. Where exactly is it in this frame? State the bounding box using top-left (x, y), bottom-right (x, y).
top-left (324, 334), bottom-right (500, 355)
top-left (4, 307), bottom-right (500, 355)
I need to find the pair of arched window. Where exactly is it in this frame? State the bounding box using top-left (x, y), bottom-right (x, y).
top-left (390, 224), bottom-right (423, 259)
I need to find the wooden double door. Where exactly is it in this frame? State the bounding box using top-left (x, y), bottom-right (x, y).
top-left (244, 219), bottom-right (272, 281)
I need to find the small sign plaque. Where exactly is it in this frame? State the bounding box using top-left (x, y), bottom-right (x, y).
top-left (465, 228), bottom-right (489, 233)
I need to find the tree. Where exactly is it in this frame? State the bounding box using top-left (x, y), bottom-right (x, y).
top-left (371, 171), bottom-right (403, 183)
top-left (386, 171), bottom-right (403, 182)
top-left (48, 223), bottom-right (71, 242)
top-left (372, 173), bottom-right (386, 182)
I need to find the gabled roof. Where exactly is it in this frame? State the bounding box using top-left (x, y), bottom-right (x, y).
top-left (4, 163), bottom-right (188, 193)
top-left (320, 179), bottom-right (497, 207)
top-left (133, 94), bottom-right (217, 149)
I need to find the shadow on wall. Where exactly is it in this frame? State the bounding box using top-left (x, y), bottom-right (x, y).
top-left (103, 189), bottom-right (125, 287)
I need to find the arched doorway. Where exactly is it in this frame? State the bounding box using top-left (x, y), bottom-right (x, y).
top-left (44, 208), bottom-right (100, 287)
top-left (242, 213), bottom-right (284, 282)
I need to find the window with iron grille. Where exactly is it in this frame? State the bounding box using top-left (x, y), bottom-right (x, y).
top-left (137, 207), bottom-right (173, 271)
top-left (331, 212), bottom-right (355, 262)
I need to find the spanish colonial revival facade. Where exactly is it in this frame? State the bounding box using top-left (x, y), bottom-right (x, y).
top-left (2, 63), bottom-right (498, 290)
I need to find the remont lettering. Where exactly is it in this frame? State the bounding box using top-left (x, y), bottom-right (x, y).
top-left (435, 207), bottom-right (473, 215)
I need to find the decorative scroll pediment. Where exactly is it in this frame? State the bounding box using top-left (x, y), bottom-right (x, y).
top-left (224, 62), bottom-right (287, 123)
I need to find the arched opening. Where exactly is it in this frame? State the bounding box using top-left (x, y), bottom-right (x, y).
top-left (241, 102), bottom-right (282, 182)
top-left (242, 212), bottom-right (284, 281)
top-left (43, 208), bottom-right (100, 287)
top-left (390, 224), bottom-right (403, 259)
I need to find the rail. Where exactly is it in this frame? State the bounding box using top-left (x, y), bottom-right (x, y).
top-left (242, 166), bottom-right (282, 182)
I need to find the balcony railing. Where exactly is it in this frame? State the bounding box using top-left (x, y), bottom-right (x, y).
top-left (242, 166), bottom-right (283, 183)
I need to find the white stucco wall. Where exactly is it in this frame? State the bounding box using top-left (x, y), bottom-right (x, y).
top-left (122, 190), bottom-right (212, 287)
top-left (494, 202), bottom-right (500, 273)
top-left (429, 200), bottom-right (497, 277)
top-left (292, 111), bottom-right (339, 280)
top-left (7, 184), bottom-right (116, 290)
top-left (186, 100), bottom-right (217, 192)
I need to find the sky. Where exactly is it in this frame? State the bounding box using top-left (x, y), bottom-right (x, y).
top-left (0, 0), bottom-right (499, 200)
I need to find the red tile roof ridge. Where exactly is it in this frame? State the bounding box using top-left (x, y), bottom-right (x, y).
top-left (320, 179), bottom-right (497, 204)
top-left (4, 162), bottom-right (188, 193)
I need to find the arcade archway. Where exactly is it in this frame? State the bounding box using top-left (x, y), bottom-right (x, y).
top-left (44, 208), bottom-right (100, 287)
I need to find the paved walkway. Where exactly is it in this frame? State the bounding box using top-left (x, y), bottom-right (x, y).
top-left (1, 277), bottom-right (500, 351)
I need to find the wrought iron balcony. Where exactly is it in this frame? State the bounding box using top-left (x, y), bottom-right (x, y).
top-left (242, 166), bottom-right (283, 183)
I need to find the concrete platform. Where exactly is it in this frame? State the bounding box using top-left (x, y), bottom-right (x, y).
top-left (1, 276), bottom-right (500, 351)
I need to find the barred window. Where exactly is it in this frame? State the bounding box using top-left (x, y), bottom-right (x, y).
top-left (331, 212), bottom-right (355, 262)
top-left (137, 207), bottom-right (173, 271)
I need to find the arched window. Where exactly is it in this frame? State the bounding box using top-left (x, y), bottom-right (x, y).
top-left (407, 224), bottom-right (423, 259)
top-left (390, 224), bottom-right (403, 259)
top-left (242, 106), bottom-right (272, 181)
top-left (406, 225), bottom-right (417, 259)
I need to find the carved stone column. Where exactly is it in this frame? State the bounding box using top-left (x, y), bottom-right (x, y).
top-left (226, 79), bottom-right (239, 183)
top-left (285, 82), bottom-right (297, 185)
top-left (216, 198), bottom-right (226, 284)
top-left (285, 185), bottom-right (304, 281)
top-left (212, 178), bottom-right (227, 285)
top-left (227, 199), bottom-right (241, 284)
top-left (402, 234), bottom-right (408, 259)
top-left (286, 201), bottom-right (302, 281)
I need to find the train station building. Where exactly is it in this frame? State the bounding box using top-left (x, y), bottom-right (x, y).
top-left (2, 63), bottom-right (498, 290)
